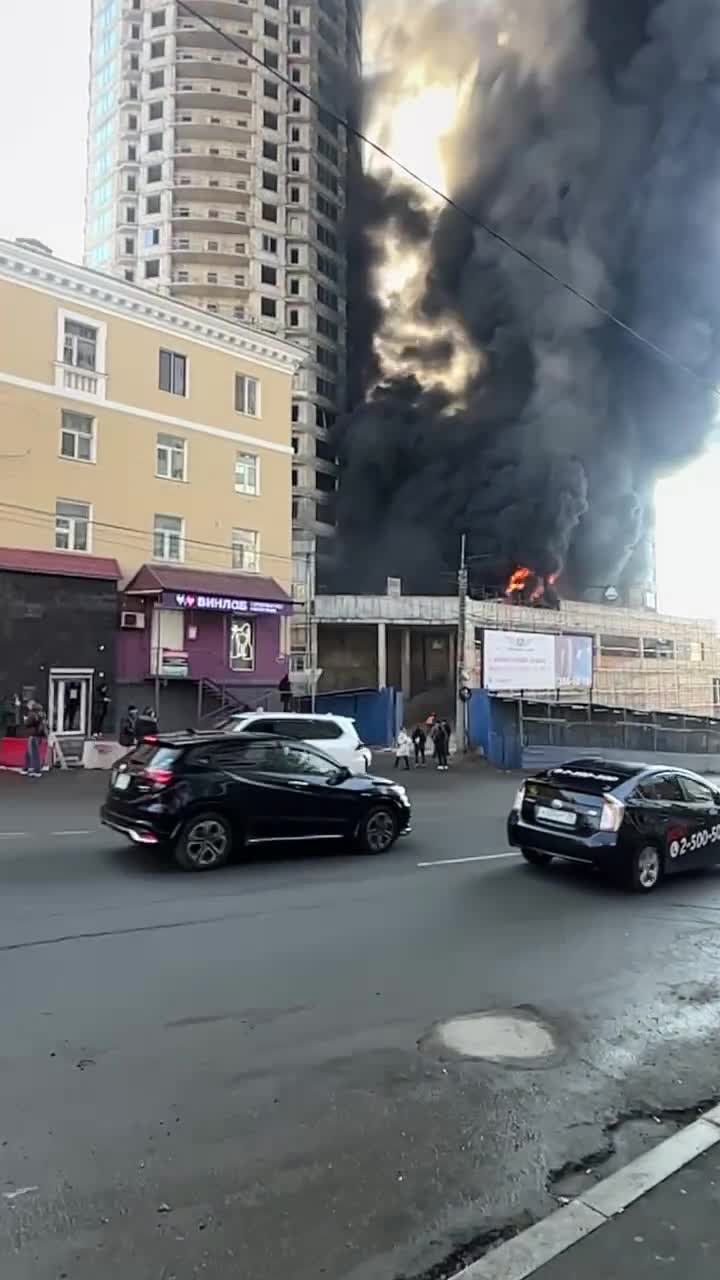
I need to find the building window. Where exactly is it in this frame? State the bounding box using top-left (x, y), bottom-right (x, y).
top-left (263, 110), bottom-right (278, 129)
top-left (290, 156), bottom-right (301, 173)
top-left (291, 97), bottom-right (301, 113)
top-left (291, 37), bottom-right (301, 53)
top-left (149, 99), bottom-right (163, 120)
top-left (262, 234), bottom-right (277, 253)
top-left (156, 433), bottom-right (186, 481)
top-left (150, 39), bottom-right (165, 58)
top-left (235, 373), bottom-right (259, 416)
top-left (125, 269), bottom-right (135, 281)
top-left (153, 514), bottom-right (184, 562)
top-left (232, 528), bottom-right (259, 572)
top-left (125, 236), bottom-right (135, 254)
top-left (291, 67), bottom-right (301, 83)
top-left (125, 205), bottom-right (136, 223)
top-left (55, 500), bottom-right (91, 552)
top-left (290, 125), bottom-right (300, 142)
top-left (261, 264), bottom-right (277, 285)
top-left (264, 80), bottom-right (279, 100)
top-left (289, 247), bottom-right (300, 265)
top-left (149, 70), bottom-right (164, 90)
top-left (289, 186), bottom-right (300, 203)
top-left (60, 411), bottom-right (95, 463)
top-left (234, 452), bottom-right (259, 495)
top-left (63, 318), bottom-right (98, 370)
top-left (229, 616), bottom-right (255, 671)
top-left (127, 174), bottom-right (137, 192)
top-left (264, 19), bottom-right (279, 38)
top-left (147, 163), bottom-right (162, 182)
top-left (148, 132), bottom-right (163, 152)
top-left (262, 140), bottom-right (278, 161)
top-left (261, 297), bottom-right (277, 317)
top-left (145, 259), bottom-right (160, 279)
top-left (144, 227), bottom-right (160, 248)
top-left (289, 277), bottom-right (300, 295)
top-left (261, 202), bottom-right (278, 223)
top-left (262, 171), bottom-right (278, 192)
top-left (288, 308), bottom-right (299, 327)
top-left (146, 194), bottom-right (161, 214)
top-left (127, 143), bottom-right (137, 160)
top-left (151, 8), bottom-right (166, 27)
top-left (159, 349), bottom-right (187, 396)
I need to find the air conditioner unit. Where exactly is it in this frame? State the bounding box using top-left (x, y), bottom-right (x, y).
top-left (120, 610), bottom-right (145, 630)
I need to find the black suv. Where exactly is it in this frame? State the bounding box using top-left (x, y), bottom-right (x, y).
top-left (101, 732), bottom-right (411, 871)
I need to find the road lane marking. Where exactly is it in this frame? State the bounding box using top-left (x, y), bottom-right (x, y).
top-left (0, 832), bottom-right (28, 839)
top-left (51, 830), bottom-right (94, 836)
top-left (417, 852), bottom-right (520, 868)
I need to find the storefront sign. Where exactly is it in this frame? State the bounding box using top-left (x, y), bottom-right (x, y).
top-left (168, 591), bottom-right (286, 616)
top-left (161, 648), bottom-right (189, 679)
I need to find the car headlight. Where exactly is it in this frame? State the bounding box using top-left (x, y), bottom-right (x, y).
top-left (392, 784), bottom-right (409, 801)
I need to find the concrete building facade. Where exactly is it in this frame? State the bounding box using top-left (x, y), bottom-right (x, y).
top-left (83, 0), bottom-right (361, 597)
top-left (314, 593), bottom-right (720, 723)
top-left (0, 238), bottom-right (303, 733)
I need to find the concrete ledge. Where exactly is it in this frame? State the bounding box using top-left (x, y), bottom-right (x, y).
top-left (455, 1113), bottom-right (720, 1280)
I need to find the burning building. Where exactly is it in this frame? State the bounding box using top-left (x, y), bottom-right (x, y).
top-left (333, 0), bottom-right (720, 605)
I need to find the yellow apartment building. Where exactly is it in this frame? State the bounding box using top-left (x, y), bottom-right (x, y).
top-left (0, 238), bottom-right (305, 737)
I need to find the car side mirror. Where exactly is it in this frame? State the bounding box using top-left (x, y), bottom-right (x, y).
top-left (330, 766), bottom-right (351, 785)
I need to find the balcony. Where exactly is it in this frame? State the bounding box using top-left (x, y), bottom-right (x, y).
top-left (173, 174), bottom-right (251, 203)
top-left (175, 52), bottom-right (251, 79)
top-left (172, 206), bottom-right (248, 233)
top-left (54, 362), bottom-right (107, 399)
top-left (175, 21), bottom-right (251, 50)
top-left (175, 81), bottom-right (253, 112)
top-left (171, 236), bottom-right (250, 266)
top-left (174, 143), bottom-right (251, 171)
top-left (175, 119), bottom-right (252, 147)
top-left (175, 0), bottom-right (252, 21)
top-left (170, 276), bottom-right (250, 298)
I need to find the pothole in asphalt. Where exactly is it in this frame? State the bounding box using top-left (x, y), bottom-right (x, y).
top-left (423, 1007), bottom-right (559, 1066)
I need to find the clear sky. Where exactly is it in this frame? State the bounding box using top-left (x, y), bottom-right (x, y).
top-left (0, 0), bottom-right (716, 625)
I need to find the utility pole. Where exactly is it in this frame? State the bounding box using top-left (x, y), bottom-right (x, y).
top-left (456, 533), bottom-right (468, 753)
top-left (304, 550), bottom-right (317, 712)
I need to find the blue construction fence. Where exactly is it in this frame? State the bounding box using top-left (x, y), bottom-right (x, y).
top-left (468, 690), bottom-right (720, 772)
top-left (298, 687), bottom-right (403, 748)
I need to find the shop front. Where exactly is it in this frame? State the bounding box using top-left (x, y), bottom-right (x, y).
top-left (0, 547), bottom-right (120, 758)
top-left (117, 565), bottom-right (293, 730)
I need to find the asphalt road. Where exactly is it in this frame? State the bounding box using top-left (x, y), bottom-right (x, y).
top-left (2, 762), bottom-right (720, 1280)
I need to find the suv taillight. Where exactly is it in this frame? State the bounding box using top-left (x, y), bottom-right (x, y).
top-left (600, 795), bottom-right (625, 832)
top-left (143, 767), bottom-right (173, 788)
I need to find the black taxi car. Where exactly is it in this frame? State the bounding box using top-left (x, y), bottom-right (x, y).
top-left (101, 731), bottom-right (411, 871)
top-left (507, 757), bottom-right (720, 892)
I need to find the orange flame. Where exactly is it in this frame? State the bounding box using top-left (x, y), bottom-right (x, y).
top-left (506, 566), bottom-right (532, 595)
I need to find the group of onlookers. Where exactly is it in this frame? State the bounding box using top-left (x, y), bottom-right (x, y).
top-left (394, 717), bottom-right (452, 772)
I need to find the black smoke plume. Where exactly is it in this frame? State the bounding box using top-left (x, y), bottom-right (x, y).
top-left (334, 0), bottom-right (720, 598)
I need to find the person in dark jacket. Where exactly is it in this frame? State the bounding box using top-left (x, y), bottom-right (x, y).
top-left (432, 720), bottom-right (450, 771)
top-left (119, 705), bottom-right (138, 748)
top-left (92, 683), bottom-right (111, 737)
top-left (411, 724), bottom-right (426, 766)
top-left (23, 702), bottom-right (47, 778)
top-left (134, 706), bottom-right (158, 743)
top-left (278, 673), bottom-right (292, 712)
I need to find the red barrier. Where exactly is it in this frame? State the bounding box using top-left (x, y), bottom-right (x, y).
top-left (0, 737), bottom-right (50, 770)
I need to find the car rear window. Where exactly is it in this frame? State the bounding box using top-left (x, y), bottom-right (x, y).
top-left (128, 743), bottom-right (182, 771)
top-left (305, 720), bottom-right (342, 740)
top-left (543, 763), bottom-right (627, 795)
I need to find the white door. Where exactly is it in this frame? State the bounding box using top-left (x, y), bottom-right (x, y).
top-left (48, 670), bottom-right (93, 737)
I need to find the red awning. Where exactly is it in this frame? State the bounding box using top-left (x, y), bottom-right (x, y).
top-left (0, 547), bottom-right (121, 580)
top-left (123, 563), bottom-right (291, 603)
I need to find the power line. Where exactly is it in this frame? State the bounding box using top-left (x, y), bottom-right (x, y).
top-left (177, 0), bottom-right (720, 398)
top-left (0, 500), bottom-right (304, 572)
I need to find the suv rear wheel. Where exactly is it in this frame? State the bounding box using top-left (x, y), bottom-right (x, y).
top-left (175, 812), bottom-right (232, 872)
top-left (357, 805), bottom-right (398, 854)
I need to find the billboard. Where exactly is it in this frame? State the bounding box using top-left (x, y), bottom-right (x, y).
top-left (483, 630), bottom-right (593, 692)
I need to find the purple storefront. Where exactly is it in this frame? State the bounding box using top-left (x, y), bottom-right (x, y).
top-left (117, 565), bottom-right (293, 731)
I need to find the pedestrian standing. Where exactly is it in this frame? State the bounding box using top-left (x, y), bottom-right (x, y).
top-left (394, 727), bottom-right (412, 771)
top-left (23, 701), bottom-right (47, 778)
top-left (119, 705), bottom-right (138, 748)
top-left (135, 706), bottom-right (158, 743)
top-left (432, 720), bottom-right (450, 771)
top-left (411, 724), bottom-right (426, 766)
top-left (92, 683), bottom-right (110, 737)
top-left (278, 673), bottom-right (293, 712)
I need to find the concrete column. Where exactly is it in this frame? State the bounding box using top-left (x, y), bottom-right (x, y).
top-left (377, 621), bottom-right (387, 690)
top-left (400, 628), bottom-right (411, 699)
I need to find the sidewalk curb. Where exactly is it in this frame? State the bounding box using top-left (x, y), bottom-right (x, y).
top-left (455, 1105), bottom-right (720, 1280)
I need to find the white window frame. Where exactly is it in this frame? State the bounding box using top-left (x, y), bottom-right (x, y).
top-left (59, 410), bottom-right (96, 464)
top-left (57, 309), bottom-right (107, 373)
top-left (55, 309), bottom-right (108, 398)
top-left (232, 527), bottom-right (259, 572)
top-left (55, 499), bottom-right (92, 553)
top-left (234, 451), bottom-right (259, 496)
top-left (153, 513), bottom-right (185, 563)
top-left (156, 433), bottom-right (187, 482)
top-left (159, 348), bottom-right (189, 397)
top-left (235, 373), bottom-right (260, 418)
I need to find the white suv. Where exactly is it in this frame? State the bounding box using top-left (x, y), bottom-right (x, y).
top-left (218, 712), bottom-right (372, 775)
